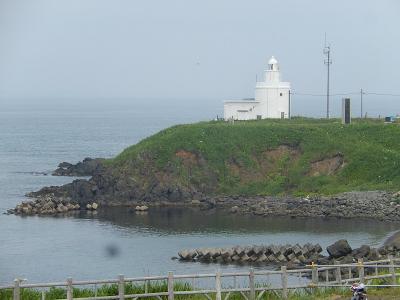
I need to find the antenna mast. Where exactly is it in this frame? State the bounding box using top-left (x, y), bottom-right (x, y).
top-left (323, 34), bottom-right (332, 119)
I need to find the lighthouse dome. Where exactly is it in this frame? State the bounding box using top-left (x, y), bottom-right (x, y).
top-left (268, 56), bottom-right (278, 65)
top-left (268, 56), bottom-right (279, 71)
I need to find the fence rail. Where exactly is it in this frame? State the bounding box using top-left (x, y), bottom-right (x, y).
top-left (3, 256), bottom-right (400, 300)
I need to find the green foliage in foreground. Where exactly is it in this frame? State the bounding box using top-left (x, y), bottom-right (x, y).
top-left (1, 283), bottom-right (400, 300)
top-left (2, 267), bottom-right (400, 300)
top-left (110, 117), bottom-right (400, 196)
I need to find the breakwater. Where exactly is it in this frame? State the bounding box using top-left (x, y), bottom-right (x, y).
top-left (178, 239), bottom-right (400, 267)
top-left (178, 243), bottom-right (323, 265)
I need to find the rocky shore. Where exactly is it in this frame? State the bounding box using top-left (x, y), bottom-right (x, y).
top-left (52, 157), bottom-right (105, 176)
top-left (214, 191), bottom-right (400, 222)
top-left (10, 189), bottom-right (400, 221)
top-left (7, 158), bottom-right (400, 222)
top-left (9, 195), bottom-right (99, 215)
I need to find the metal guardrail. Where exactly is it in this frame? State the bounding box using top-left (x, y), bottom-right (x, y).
top-left (3, 256), bottom-right (400, 300)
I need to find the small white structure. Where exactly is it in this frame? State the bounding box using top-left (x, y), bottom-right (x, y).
top-left (224, 56), bottom-right (291, 120)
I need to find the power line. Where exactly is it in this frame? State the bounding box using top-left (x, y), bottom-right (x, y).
top-left (290, 92), bottom-right (326, 96)
top-left (364, 92), bottom-right (400, 97)
top-left (331, 92), bottom-right (360, 96)
top-left (291, 91), bottom-right (359, 97)
top-left (291, 91), bottom-right (400, 97)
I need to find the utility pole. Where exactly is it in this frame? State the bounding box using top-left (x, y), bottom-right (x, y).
top-left (323, 36), bottom-right (332, 119)
top-left (360, 88), bottom-right (363, 118)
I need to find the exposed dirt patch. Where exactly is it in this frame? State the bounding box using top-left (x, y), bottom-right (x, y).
top-left (264, 145), bottom-right (301, 160)
top-left (227, 157), bottom-right (263, 182)
top-left (175, 150), bottom-right (198, 166)
top-left (259, 145), bottom-right (301, 175)
top-left (264, 145), bottom-right (300, 160)
top-left (309, 153), bottom-right (344, 176)
top-left (226, 145), bottom-right (301, 184)
top-left (174, 150), bottom-right (217, 192)
top-left (174, 150), bottom-right (209, 171)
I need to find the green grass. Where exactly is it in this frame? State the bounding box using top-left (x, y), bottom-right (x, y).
top-left (108, 117), bottom-right (400, 196)
top-left (1, 283), bottom-right (399, 300)
top-left (0, 282), bottom-right (191, 300)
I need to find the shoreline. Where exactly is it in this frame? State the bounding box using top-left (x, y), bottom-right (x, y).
top-left (9, 190), bottom-right (400, 223)
top-left (6, 156), bottom-right (400, 223)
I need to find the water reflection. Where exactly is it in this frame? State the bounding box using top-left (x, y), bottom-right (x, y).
top-left (78, 207), bottom-right (399, 238)
top-left (2, 206), bottom-right (399, 285)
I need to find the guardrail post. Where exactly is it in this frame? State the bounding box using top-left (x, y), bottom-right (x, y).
top-left (311, 263), bottom-right (318, 286)
top-left (168, 271), bottom-right (174, 300)
top-left (334, 261), bottom-right (342, 285)
top-left (249, 268), bottom-right (255, 300)
top-left (281, 266), bottom-right (288, 299)
top-left (357, 258), bottom-right (365, 283)
top-left (66, 277), bottom-right (73, 300)
top-left (388, 255), bottom-right (396, 285)
top-left (13, 279), bottom-right (20, 300)
top-left (118, 274), bottom-right (125, 300)
top-left (215, 271), bottom-right (222, 300)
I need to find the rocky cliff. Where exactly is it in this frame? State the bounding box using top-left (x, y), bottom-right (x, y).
top-left (10, 118), bottom-right (400, 217)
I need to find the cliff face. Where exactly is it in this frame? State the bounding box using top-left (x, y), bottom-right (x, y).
top-left (29, 152), bottom-right (208, 206)
top-left (27, 118), bottom-right (400, 206)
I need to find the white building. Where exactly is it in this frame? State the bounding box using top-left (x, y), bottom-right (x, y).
top-left (224, 56), bottom-right (291, 120)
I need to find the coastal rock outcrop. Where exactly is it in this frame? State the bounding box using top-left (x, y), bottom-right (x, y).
top-left (52, 158), bottom-right (105, 176)
top-left (9, 195), bottom-right (99, 216)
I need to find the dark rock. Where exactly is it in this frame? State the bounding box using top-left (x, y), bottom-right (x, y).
top-left (378, 246), bottom-right (388, 255)
top-left (70, 180), bottom-right (97, 204)
top-left (337, 254), bottom-right (354, 264)
top-left (352, 245), bottom-right (371, 259)
top-left (327, 239), bottom-right (352, 258)
top-left (53, 158), bottom-right (105, 176)
top-left (314, 244), bottom-right (323, 253)
top-left (316, 257), bottom-right (331, 265)
top-left (384, 231), bottom-right (400, 250)
top-left (367, 248), bottom-right (381, 261)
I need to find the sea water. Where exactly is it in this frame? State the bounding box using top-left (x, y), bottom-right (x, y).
top-left (0, 99), bottom-right (398, 285)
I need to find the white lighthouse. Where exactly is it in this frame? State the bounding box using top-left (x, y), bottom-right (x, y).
top-left (224, 56), bottom-right (291, 120)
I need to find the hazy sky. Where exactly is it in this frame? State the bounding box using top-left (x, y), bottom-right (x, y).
top-left (0, 0), bottom-right (399, 116)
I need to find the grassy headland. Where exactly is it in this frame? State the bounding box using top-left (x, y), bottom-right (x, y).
top-left (110, 118), bottom-right (400, 197)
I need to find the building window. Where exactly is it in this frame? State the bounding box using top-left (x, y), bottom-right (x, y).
top-left (257, 115), bottom-right (262, 120)
top-left (280, 93), bottom-right (283, 96)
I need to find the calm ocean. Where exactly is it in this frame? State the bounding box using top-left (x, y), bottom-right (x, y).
top-left (0, 99), bottom-right (398, 285)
